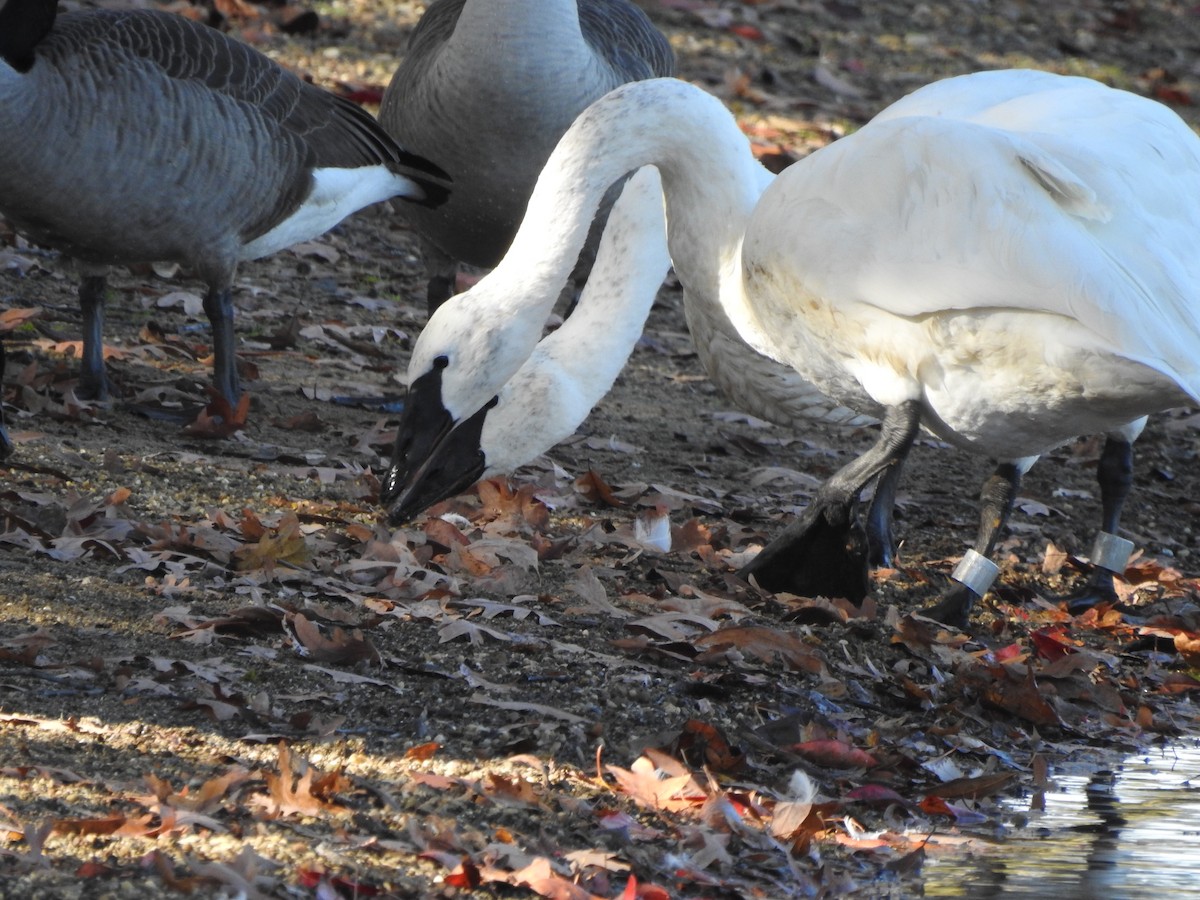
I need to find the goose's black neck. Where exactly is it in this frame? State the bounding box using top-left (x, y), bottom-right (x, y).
top-left (0, 0), bottom-right (58, 73)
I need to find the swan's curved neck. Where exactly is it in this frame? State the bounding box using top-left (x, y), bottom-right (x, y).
top-left (496, 78), bottom-right (774, 359)
top-left (0, 0), bottom-right (56, 72)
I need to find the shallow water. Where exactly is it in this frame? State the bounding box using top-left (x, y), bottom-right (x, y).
top-left (923, 740), bottom-right (1200, 898)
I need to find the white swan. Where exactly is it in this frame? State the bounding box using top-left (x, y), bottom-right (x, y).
top-left (384, 70), bottom-right (1200, 624)
top-left (379, 0), bottom-right (673, 311)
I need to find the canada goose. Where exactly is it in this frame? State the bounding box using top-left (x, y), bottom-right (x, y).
top-left (378, 0), bottom-right (673, 311)
top-left (385, 71), bottom-right (1200, 625)
top-left (0, 0), bottom-right (450, 406)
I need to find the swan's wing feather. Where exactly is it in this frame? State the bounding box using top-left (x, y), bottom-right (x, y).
top-left (761, 83), bottom-right (1200, 398)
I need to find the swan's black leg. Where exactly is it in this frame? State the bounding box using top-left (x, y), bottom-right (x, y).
top-left (423, 241), bottom-right (458, 316)
top-left (739, 400), bottom-right (919, 601)
top-left (77, 274), bottom-right (109, 401)
top-left (922, 461), bottom-right (1022, 627)
top-left (203, 282), bottom-right (239, 406)
top-left (867, 460), bottom-right (904, 568)
top-left (1063, 435), bottom-right (1135, 613)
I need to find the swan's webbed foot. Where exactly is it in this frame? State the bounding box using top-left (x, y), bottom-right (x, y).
top-left (739, 400), bottom-right (921, 603)
top-left (918, 549), bottom-right (1000, 628)
top-left (919, 584), bottom-right (977, 629)
top-left (1053, 531), bottom-right (1133, 614)
top-left (1060, 571), bottom-right (1121, 616)
top-left (738, 500), bottom-right (871, 602)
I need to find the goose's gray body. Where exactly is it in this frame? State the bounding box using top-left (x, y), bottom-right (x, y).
top-left (379, 0), bottom-right (673, 308)
top-left (0, 4), bottom-right (448, 404)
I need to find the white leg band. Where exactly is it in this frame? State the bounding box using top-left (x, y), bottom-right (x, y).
top-left (951, 549), bottom-right (1000, 598)
top-left (1090, 531), bottom-right (1134, 574)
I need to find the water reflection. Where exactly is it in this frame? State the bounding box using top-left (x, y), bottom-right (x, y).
top-left (924, 741), bottom-right (1200, 898)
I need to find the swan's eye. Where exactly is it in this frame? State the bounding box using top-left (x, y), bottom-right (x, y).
top-left (434, 355), bottom-right (449, 369)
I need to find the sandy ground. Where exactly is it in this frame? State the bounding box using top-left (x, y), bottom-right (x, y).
top-left (1, 0), bottom-right (1200, 896)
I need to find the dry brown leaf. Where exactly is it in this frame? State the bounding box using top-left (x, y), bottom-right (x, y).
top-left (288, 612), bottom-right (380, 665)
top-left (605, 752), bottom-right (708, 813)
top-left (926, 772), bottom-right (1017, 800)
top-left (182, 391), bottom-right (250, 439)
top-left (574, 470), bottom-right (624, 507)
top-left (694, 625), bottom-right (825, 673)
top-left (788, 739), bottom-right (878, 770)
top-left (254, 743), bottom-right (344, 819)
top-left (1174, 630), bottom-right (1200, 668)
top-left (234, 512), bottom-right (312, 572)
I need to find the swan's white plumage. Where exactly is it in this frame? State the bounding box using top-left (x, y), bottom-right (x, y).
top-left (475, 166), bottom-right (670, 475)
top-left (410, 72), bottom-right (1200, 448)
top-left (739, 72), bottom-right (1199, 457)
top-left (420, 71), bottom-right (1194, 437)
top-left (397, 71), bottom-right (1200, 598)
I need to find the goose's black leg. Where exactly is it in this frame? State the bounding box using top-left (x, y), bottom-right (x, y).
top-left (922, 461), bottom-right (1023, 627)
top-left (0, 337), bottom-right (12, 459)
top-left (739, 399), bottom-right (920, 601)
top-left (203, 282), bottom-right (240, 406)
top-left (77, 273), bottom-right (109, 400)
top-left (866, 460), bottom-right (904, 568)
top-left (1063, 435), bottom-right (1135, 613)
top-left (423, 241), bottom-right (459, 316)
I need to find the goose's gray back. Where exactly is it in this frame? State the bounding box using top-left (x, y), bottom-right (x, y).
top-left (0, 10), bottom-right (417, 281)
top-left (380, 0), bottom-right (672, 269)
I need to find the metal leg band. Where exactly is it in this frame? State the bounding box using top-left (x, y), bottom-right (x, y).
top-left (1090, 531), bottom-right (1134, 574)
top-left (951, 549), bottom-right (1000, 598)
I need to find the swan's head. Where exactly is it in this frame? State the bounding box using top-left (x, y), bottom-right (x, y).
top-left (381, 343), bottom-right (594, 523)
top-left (380, 277), bottom-right (553, 518)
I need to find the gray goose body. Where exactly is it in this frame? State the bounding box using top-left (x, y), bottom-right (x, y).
top-left (379, 0), bottom-right (673, 309)
top-left (0, 2), bottom-right (448, 405)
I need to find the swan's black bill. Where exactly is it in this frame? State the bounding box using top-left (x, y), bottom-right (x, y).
top-left (381, 358), bottom-right (454, 508)
top-left (383, 398), bottom-right (495, 525)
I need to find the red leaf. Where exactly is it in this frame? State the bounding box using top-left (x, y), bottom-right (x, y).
top-left (1031, 626), bottom-right (1078, 662)
top-left (1154, 85), bottom-right (1192, 105)
top-left (729, 24), bottom-right (765, 40)
top-left (405, 741), bottom-right (441, 761)
top-left (788, 739), bottom-right (878, 769)
top-left (444, 859), bottom-right (481, 888)
top-left (918, 795), bottom-right (953, 817)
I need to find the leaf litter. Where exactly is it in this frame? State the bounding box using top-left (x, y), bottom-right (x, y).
top-left (2, 0), bottom-right (1200, 896)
